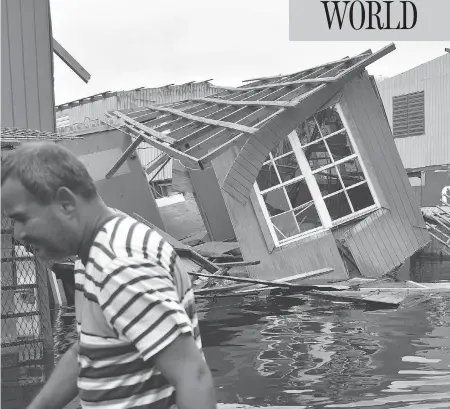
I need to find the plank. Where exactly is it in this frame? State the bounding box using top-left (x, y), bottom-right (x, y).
top-left (192, 241), bottom-right (241, 256)
top-left (145, 153), bottom-right (171, 175)
top-left (194, 97), bottom-right (295, 108)
top-left (145, 105), bottom-right (259, 135)
top-left (105, 134), bottom-right (144, 179)
top-left (215, 260), bottom-right (260, 268)
top-left (189, 268), bottom-right (333, 289)
top-left (53, 39), bottom-right (91, 83)
top-left (119, 124), bottom-right (202, 169)
top-left (113, 111), bottom-right (176, 144)
top-left (214, 77), bottom-right (336, 92)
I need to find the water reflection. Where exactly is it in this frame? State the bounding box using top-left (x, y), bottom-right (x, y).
top-left (51, 260), bottom-right (450, 408)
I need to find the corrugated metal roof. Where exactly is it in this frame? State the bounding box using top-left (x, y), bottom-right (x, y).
top-left (55, 82), bottom-right (218, 181)
top-left (377, 53), bottom-right (450, 170)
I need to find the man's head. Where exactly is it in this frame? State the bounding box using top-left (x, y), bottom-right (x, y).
top-left (1, 142), bottom-right (98, 261)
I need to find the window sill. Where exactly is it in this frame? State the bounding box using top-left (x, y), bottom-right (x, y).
top-left (272, 205), bottom-right (381, 253)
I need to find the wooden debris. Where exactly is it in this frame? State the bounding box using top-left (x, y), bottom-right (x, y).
top-left (190, 268), bottom-right (334, 291)
top-left (215, 260), bottom-right (260, 268)
top-left (192, 241), bottom-right (241, 256)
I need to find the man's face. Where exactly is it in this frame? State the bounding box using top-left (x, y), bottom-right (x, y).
top-left (1, 177), bottom-right (78, 262)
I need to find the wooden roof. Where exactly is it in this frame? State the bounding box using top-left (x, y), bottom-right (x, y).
top-left (107, 43), bottom-right (395, 204)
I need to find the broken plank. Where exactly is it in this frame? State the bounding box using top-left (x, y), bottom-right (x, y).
top-left (53, 38), bottom-right (91, 83)
top-left (192, 241), bottom-right (241, 255)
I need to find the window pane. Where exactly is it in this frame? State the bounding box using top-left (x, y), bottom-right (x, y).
top-left (295, 116), bottom-right (321, 146)
top-left (338, 158), bottom-right (366, 187)
top-left (347, 183), bottom-right (375, 212)
top-left (324, 192), bottom-right (352, 221)
top-left (285, 179), bottom-right (312, 208)
top-left (294, 203), bottom-right (323, 233)
top-left (257, 162), bottom-right (280, 191)
top-left (271, 211), bottom-right (300, 240)
top-left (314, 166), bottom-right (343, 196)
top-left (263, 187), bottom-right (290, 216)
top-left (271, 138), bottom-right (293, 159)
top-left (325, 130), bottom-right (354, 161)
top-left (274, 153), bottom-right (302, 182)
top-left (315, 105), bottom-right (345, 137)
top-left (303, 140), bottom-right (331, 171)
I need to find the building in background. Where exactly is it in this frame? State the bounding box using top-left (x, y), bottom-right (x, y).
top-left (377, 51), bottom-right (450, 208)
top-left (55, 82), bottom-right (218, 197)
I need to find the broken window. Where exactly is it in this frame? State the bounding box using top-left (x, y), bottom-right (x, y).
top-left (255, 104), bottom-right (377, 246)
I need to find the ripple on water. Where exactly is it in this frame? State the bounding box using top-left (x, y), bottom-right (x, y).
top-left (50, 260), bottom-right (450, 408)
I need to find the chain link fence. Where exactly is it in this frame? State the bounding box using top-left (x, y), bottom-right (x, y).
top-left (1, 214), bottom-right (54, 409)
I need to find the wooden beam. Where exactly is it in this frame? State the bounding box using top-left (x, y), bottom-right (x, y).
top-left (143, 105), bottom-right (259, 135)
top-left (149, 157), bottom-right (171, 183)
top-left (105, 134), bottom-right (144, 179)
top-left (145, 153), bottom-right (171, 175)
top-left (213, 77), bottom-right (336, 92)
top-left (215, 260), bottom-right (260, 267)
top-left (113, 111), bottom-right (176, 144)
top-left (189, 267), bottom-right (334, 289)
top-left (53, 39), bottom-right (91, 83)
top-left (111, 111), bottom-right (203, 169)
top-left (193, 97), bottom-right (294, 108)
top-left (137, 132), bottom-right (202, 170)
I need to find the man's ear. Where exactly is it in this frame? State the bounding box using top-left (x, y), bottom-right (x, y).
top-left (54, 187), bottom-right (77, 214)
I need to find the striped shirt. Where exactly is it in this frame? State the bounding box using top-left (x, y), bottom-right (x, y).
top-left (74, 215), bottom-right (202, 409)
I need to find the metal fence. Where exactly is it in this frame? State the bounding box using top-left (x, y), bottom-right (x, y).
top-left (1, 214), bottom-right (54, 409)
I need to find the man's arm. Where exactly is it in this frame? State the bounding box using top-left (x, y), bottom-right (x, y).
top-left (27, 341), bottom-right (79, 409)
top-left (154, 333), bottom-right (217, 409)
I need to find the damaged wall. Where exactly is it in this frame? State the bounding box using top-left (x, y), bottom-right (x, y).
top-left (61, 129), bottom-right (165, 230)
top-left (338, 73), bottom-right (430, 277)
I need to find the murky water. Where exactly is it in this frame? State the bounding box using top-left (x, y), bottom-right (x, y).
top-left (52, 259), bottom-right (450, 408)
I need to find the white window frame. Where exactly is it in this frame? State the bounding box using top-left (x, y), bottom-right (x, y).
top-left (253, 103), bottom-right (380, 248)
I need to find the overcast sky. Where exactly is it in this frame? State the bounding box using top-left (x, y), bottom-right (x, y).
top-left (50, 0), bottom-right (448, 105)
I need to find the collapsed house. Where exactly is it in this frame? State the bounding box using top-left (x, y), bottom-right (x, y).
top-left (105, 43), bottom-right (430, 282)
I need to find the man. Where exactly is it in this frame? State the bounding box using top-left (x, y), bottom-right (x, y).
top-left (1, 142), bottom-right (217, 409)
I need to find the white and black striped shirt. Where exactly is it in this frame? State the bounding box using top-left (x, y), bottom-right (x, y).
top-left (74, 215), bottom-right (202, 409)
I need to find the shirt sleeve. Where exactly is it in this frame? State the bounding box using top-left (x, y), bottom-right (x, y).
top-left (97, 257), bottom-right (193, 361)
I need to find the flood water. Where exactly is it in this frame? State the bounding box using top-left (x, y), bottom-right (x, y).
top-left (52, 258), bottom-right (450, 408)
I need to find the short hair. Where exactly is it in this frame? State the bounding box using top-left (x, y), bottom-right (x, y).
top-left (1, 142), bottom-right (97, 204)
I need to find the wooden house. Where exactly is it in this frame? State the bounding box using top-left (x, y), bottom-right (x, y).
top-left (106, 43), bottom-right (430, 282)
